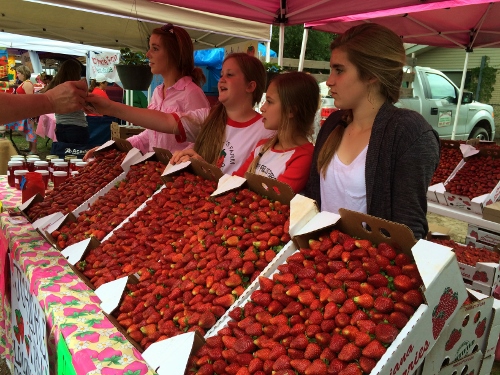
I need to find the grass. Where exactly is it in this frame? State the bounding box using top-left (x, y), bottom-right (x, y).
top-left (8, 131), bottom-right (53, 160)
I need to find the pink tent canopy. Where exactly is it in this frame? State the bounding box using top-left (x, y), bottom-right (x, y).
top-left (305, 0), bottom-right (500, 50)
top-left (148, 0), bottom-right (485, 26)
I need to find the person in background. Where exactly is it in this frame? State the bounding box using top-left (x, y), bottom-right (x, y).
top-left (5, 65), bottom-right (38, 154)
top-left (42, 59), bottom-right (89, 147)
top-left (42, 74), bottom-right (53, 86)
top-left (304, 23), bottom-right (440, 240)
top-left (84, 23), bottom-right (209, 156)
top-left (88, 73), bottom-right (111, 99)
top-left (0, 80), bottom-right (88, 124)
top-left (233, 71), bottom-right (319, 193)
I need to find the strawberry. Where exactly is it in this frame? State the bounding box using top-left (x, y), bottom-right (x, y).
top-left (339, 363), bottom-right (363, 375)
top-left (403, 289), bottom-right (424, 308)
top-left (354, 331), bottom-right (372, 347)
top-left (354, 239), bottom-right (372, 249)
top-left (298, 290), bottom-right (316, 306)
top-left (198, 311), bottom-right (216, 329)
top-left (375, 323), bottom-right (399, 344)
top-left (267, 300), bottom-right (284, 315)
top-left (248, 357), bottom-right (264, 373)
top-left (233, 335), bottom-right (256, 354)
top-left (304, 342), bottom-right (322, 360)
top-left (338, 342), bottom-right (361, 362)
top-left (286, 285), bottom-right (302, 298)
top-left (328, 289), bottom-right (347, 304)
top-left (291, 359), bottom-right (311, 374)
top-left (323, 302), bottom-right (339, 320)
top-left (213, 294), bottom-right (236, 308)
top-left (367, 273), bottom-right (388, 288)
top-left (378, 243), bottom-right (397, 260)
top-left (353, 294), bottom-right (374, 309)
top-left (393, 275), bottom-right (413, 292)
top-left (334, 313), bottom-right (350, 328)
top-left (339, 299), bottom-right (357, 314)
top-left (206, 335), bottom-right (224, 349)
top-left (252, 291), bottom-right (272, 307)
top-left (329, 333), bottom-right (348, 353)
top-left (305, 358), bottom-right (328, 375)
top-left (388, 311), bottom-right (409, 329)
top-left (273, 354), bottom-right (292, 371)
top-left (328, 359), bottom-right (347, 374)
top-left (356, 319), bottom-right (376, 335)
top-left (343, 237), bottom-right (356, 251)
top-left (359, 356), bottom-right (377, 373)
top-left (283, 301), bottom-right (303, 316)
top-left (394, 253), bottom-right (411, 267)
top-left (259, 276), bottom-right (274, 293)
top-left (290, 334), bottom-right (309, 350)
top-left (362, 339), bottom-right (386, 359)
top-left (374, 296), bottom-right (394, 313)
top-left (394, 302), bottom-right (415, 318)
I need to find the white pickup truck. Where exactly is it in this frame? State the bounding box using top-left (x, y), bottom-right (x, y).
top-left (319, 66), bottom-right (495, 140)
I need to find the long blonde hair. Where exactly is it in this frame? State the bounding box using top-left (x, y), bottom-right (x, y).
top-left (317, 23), bottom-right (406, 177)
top-left (193, 53), bottom-right (266, 165)
top-left (247, 71), bottom-right (319, 174)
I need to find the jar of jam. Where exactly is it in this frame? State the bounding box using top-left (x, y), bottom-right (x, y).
top-left (21, 172), bottom-right (46, 203)
top-left (11, 156), bottom-right (26, 169)
top-left (34, 160), bottom-right (49, 171)
top-left (26, 156), bottom-right (40, 172)
top-left (69, 159), bottom-right (83, 173)
top-left (48, 158), bottom-right (64, 182)
top-left (35, 170), bottom-right (50, 189)
top-left (14, 169), bottom-right (28, 190)
top-left (53, 162), bottom-right (69, 173)
top-left (7, 161), bottom-right (23, 188)
top-left (72, 162), bottom-right (88, 172)
top-left (52, 171), bottom-right (68, 189)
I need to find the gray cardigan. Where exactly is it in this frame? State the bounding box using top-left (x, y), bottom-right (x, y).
top-left (304, 102), bottom-right (440, 239)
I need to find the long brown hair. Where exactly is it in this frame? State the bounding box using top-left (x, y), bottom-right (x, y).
top-left (41, 59), bottom-right (82, 92)
top-left (151, 24), bottom-right (206, 87)
top-left (317, 23), bottom-right (406, 177)
top-left (193, 53), bottom-right (266, 165)
top-left (247, 71), bottom-right (319, 174)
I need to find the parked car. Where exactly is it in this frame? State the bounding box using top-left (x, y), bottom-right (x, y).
top-left (318, 67), bottom-right (495, 141)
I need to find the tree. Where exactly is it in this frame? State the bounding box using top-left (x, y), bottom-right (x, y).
top-left (465, 56), bottom-right (497, 103)
top-left (270, 24), bottom-right (334, 62)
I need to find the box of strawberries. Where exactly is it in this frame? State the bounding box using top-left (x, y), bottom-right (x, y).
top-left (186, 207), bottom-right (467, 375)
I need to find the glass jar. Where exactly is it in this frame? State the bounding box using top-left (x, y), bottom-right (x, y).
top-left (53, 162), bottom-right (69, 173)
top-left (52, 171), bottom-right (68, 188)
top-left (14, 169), bottom-right (28, 190)
top-left (7, 161), bottom-right (23, 188)
top-left (11, 156), bottom-right (26, 169)
top-left (21, 172), bottom-right (46, 203)
top-left (48, 158), bottom-right (64, 182)
top-left (34, 160), bottom-right (49, 171)
top-left (69, 159), bottom-right (83, 173)
top-left (35, 170), bottom-right (49, 189)
top-left (72, 162), bottom-right (88, 172)
top-left (26, 156), bottom-right (40, 172)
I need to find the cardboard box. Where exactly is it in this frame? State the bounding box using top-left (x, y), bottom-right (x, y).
top-left (435, 350), bottom-right (483, 375)
top-left (110, 121), bottom-right (144, 140)
top-left (444, 148), bottom-right (500, 215)
top-left (427, 183), bottom-right (448, 206)
top-left (427, 223), bottom-right (452, 240)
top-left (421, 289), bottom-right (493, 374)
top-left (468, 224), bottom-right (500, 246)
top-left (465, 235), bottom-right (498, 251)
top-left (483, 201), bottom-right (500, 224)
top-left (206, 208), bottom-right (468, 375)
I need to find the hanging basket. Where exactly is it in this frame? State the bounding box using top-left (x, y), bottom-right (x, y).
top-left (115, 65), bottom-right (153, 91)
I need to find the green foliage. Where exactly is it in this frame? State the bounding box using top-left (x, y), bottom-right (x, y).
top-left (270, 24), bottom-right (334, 62)
top-left (263, 62), bottom-right (284, 73)
top-left (118, 48), bottom-right (149, 66)
top-left (465, 56), bottom-right (497, 103)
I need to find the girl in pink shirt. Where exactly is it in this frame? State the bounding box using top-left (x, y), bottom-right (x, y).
top-left (234, 71), bottom-right (319, 193)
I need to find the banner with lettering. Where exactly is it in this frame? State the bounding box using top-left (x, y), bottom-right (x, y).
top-left (10, 258), bottom-right (49, 375)
top-left (88, 51), bottom-right (120, 82)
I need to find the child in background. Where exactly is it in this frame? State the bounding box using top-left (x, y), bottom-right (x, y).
top-left (233, 71), bottom-right (319, 193)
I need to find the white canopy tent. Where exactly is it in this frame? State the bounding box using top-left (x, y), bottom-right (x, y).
top-left (1, 0), bottom-right (271, 51)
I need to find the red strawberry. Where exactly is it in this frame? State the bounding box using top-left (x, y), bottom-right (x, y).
top-left (273, 354), bottom-right (292, 371)
top-left (378, 243), bottom-right (397, 260)
top-left (393, 275), bottom-right (413, 292)
top-left (374, 296), bottom-right (394, 313)
top-left (328, 289), bottom-right (347, 304)
top-left (305, 358), bottom-right (328, 375)
top-left (367, 274), bottom-right (388, 288)
top-left (298, 290), bottom-right (316, 306)
top-left (359, 356), bottom-right (377, 373)
top-left (354, 331), bottom-right (372, 347)
top-left (340, 363), bottom-right (363, 375)
top-left (323, 302), bottom-right (339, 320)
top-left (394, 253), bottom-right (411, 267)
top-left (259, 276), bottom-right (274, 293)
top-left (213, 294), bottom-right (236, 308)
top-left (388, 311), bottom-right (409, 329)
top-left (198, 311), bottom-right (216, 329)
top-left (338, 342), bottom-right (361, 362)
top-left (356, 319), bottom-right (376, 335)
top-left (375, 323), bottom-right (399, 344)
top-left (304, 342), bottom-right (322, 360)
top-left (290, 334), bottom-right (309, 350)
top-left (233, 335), bottom-right (256, 354)
top-left (329, 333), bottom-right (348, 353)
top-left (403, 289), bottom-right (424, 308)
top-left (291, 359), bottom-right (311, 374)
top-left (362, 339), bottom-right (386, 359)
top-left (353, 294), bottom-right (374, 309)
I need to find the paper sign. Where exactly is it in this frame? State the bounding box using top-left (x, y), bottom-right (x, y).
top-left (10, 259), bottom-right (49, 375)
top-left (94, 276), bottom-right (129, 314)
top-left (438, 110), bottom-right (452, 127)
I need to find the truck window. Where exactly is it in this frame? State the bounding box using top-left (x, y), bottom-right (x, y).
top-left (425, 73), bottom-right (456, 100)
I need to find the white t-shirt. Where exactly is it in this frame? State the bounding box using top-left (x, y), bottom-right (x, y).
top-left (320, 145), bottom-right (368, 214)
top-left (178, 111), bottom-right (275, 175)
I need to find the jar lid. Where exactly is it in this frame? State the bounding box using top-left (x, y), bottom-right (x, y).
top-left (71, 171), bottom-right (79, 176)
top-left (52, 171), bottom-right (68, 176)
top-left (11, 156), bottom-right (25, 161)
top-left (26, 155), bottom-right (40, 159)
top-left (75, 162), bottom-right (88, 167)
top-left (35, 170), bottom-right (49, 175)
top-left (11, 155), bottom-right (25, 159)
top-left (53, 162), bottom-right (69, 167)
top-left (70, 159), bottom-right (83, 164)
top-left (50, 159), bottom-right (64, 163)
top-left (65, 155), bottom-right (78, 160)
top-left (46, 155), bottom-right (59, 160)
top-left (34, 161), bottom-right (49, 166)
top-left (14, 169), bottom-right (28, 175)
top-left (8, 161), bottom-right (23, 166)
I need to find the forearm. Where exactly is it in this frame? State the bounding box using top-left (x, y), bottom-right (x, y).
top-left (1, 94), bottom-right (53, 123)
top-left (106, 101), bottom-right (179, 134)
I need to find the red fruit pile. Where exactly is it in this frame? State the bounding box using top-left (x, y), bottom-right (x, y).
top-left (51, 161), bottom-right (164, 249)
top-left (27, 149), bottom-right (126, 221)
top-left (431, 239), bottom-right (500, 266)
top-left (188, 230), bottom-right (424, 375)
top-left (445, 155), bottom-right (500, 199)
top-left (430, 147), bottom-right (463, 185)
top-left (77, 171), bottom-right (291, 349)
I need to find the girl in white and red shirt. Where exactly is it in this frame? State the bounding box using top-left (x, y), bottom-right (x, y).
top-left (233, 71), bottom-right (319, 193)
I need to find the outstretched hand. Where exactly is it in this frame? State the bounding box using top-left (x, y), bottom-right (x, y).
top-left (85, 94), bottom-right (113, 116)
top-left (45, 80), bottom-right (87, 114)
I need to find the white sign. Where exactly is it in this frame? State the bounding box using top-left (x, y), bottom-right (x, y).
top-left (88, 51), bottom-right (120, 82)
top-left (11, 259), bottom-right (49, 375)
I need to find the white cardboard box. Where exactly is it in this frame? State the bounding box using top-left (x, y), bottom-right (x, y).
top-left (468, 224), bottom-right (500, 246)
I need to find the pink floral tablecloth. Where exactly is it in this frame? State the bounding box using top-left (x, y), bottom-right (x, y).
top-left (0, 176), bottom-right (156, 375)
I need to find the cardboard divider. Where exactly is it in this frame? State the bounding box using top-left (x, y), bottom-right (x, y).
top-left (152, 147), bottom-right (173, 164)
top-left (63, 237), bottom-right (102, 290)
top-left (161, 157), bottom-right (223, 184)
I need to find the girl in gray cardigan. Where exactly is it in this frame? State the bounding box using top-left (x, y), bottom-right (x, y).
top-left (304, 23), bottom-right (440, 240)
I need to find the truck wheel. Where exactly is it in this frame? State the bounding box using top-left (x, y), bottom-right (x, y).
top-left (469, 126), bottom-right (490, 141)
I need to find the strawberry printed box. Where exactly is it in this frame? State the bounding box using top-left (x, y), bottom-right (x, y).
top-left (434, 350), bottom-right (483, 375)
top-left (444, 148), bottom-right (500, 215)
top-left (467, 224), bottom-right (500, 247)
top-left (190, 208), bottom-right (467, 375)
top-left (478, 298), bottom-right (500, 375)
top-left (421, 289), bottom-right (494, 375)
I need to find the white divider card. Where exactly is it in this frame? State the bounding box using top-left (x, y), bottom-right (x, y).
top-left (161, 160), bottom-right (191, 176)
top-left (61, 239), bottom-right (92, 265)
top-left (211, 174), bottom-right (246, 196)
top-left (95, 140), bottom-right (115, 151)
top-left (31, 212), bottom-right (64, 232)
top-left (18, 195), bottom-right (37, 212)
top-left (459, 143), bottom-right (480, 158)
top-left (10, 258), bottom-right (49, 375)
top-left (94, 276), bottom-right (129, 314)
top-left (142, 332), bottom-right (198, 375)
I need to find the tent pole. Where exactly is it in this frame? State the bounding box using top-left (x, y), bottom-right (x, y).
top-left (298, 27), bottom-right (309, 72)
top-left (266, 25), bottom-right (272, 63)
top-left (278, 24), bottom-right (285, 67)
top-left (451, 51), bottom-right (470, 140)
